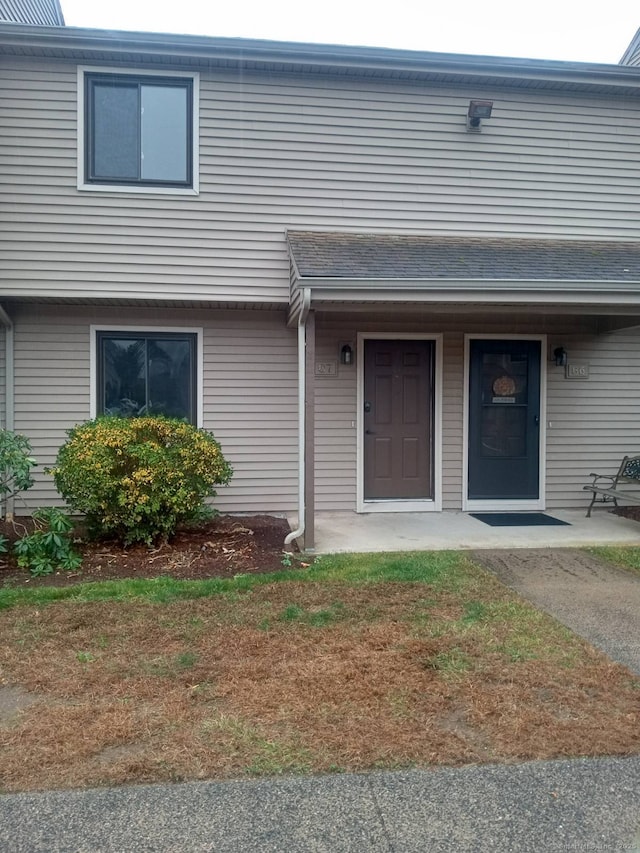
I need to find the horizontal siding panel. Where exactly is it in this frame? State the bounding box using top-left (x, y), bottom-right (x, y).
top-left (546, 329), bottom-right (640, 508)
top-left (313, 316), bottom-right (640, 513)
top-left (12, 305), bottom-right (299, 514)
top-left (14, 308), bottom-right (640, 515)
top-left (3, 58), bottom-right (640, 303)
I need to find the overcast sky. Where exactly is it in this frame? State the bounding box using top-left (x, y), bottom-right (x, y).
top-left (60, 1), bottom-right (639, 65)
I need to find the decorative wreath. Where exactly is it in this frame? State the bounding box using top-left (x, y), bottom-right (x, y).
top-left (492, 375), bottom-right (516, 396)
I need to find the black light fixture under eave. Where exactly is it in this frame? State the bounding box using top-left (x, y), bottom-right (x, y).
top-left (340, 344), bottom-right (354, 365)
top-left (554, 346), bottom-right (568, 367)
top-left (467, 99), bottom-right (493, 132)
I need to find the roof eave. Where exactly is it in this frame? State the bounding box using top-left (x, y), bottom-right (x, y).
top-left (2, 23), bottom-right (640, 92)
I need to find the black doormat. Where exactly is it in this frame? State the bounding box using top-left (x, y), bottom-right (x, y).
top-left (470, 512), bottom-right (570, 527)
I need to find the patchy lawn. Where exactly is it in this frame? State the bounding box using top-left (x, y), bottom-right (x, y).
top-left (0, 551), bottom-right (638, 793)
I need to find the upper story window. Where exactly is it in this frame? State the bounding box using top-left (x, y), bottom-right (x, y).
top-left (79, 68), bottom-right (199, 194)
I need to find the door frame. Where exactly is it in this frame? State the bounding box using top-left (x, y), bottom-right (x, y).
top-left (462, 334), bottom-right (547, 512)
top-left (357, 332), bottom-right (443, 513)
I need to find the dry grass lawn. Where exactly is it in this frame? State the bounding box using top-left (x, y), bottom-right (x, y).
top-left (0, 552), bottom-right (638, 793)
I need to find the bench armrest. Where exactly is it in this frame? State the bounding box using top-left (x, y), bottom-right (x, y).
top-left (587, 473), bottom-right (615, 485)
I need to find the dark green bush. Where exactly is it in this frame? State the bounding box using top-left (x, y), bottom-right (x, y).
top-left (0, 429), bottom-right (38, 555)
top-left (51, 416), bottom-right (233, 545)
top-left (14, 507), bottom-right (82, 577)
top-left (0, 429), bottom-right (36, 506)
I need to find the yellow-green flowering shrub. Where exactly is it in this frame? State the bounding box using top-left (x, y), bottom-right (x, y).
top-left (51, 416), bottom-right (232, 545)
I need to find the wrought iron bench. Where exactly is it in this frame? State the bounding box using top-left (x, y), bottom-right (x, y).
top-left (583, 455), bottom-right (640, 517)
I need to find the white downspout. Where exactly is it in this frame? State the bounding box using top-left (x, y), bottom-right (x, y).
top-left (0, 305), bottom-right (15, 519)
top-left (284, 289), bottom-right (311, 549)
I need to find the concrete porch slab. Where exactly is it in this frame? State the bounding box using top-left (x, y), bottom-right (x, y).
top-left (295, 509), bottom-right (640, 553)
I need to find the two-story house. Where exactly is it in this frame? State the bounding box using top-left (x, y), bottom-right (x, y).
top-left (2, 8), bottom-right (640, 548)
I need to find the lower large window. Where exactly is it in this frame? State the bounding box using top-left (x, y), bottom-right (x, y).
top-left (96, 331), bottom-right (197, 423)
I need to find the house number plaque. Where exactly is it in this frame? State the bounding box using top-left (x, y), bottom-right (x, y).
top-left (315, 361), bottom-right (338, 376)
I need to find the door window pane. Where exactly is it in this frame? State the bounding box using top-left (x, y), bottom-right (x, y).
top-left (479, 351), bottom-right (528, 458)
top-left (480, 406), bottom-right (526, 457)
top-left (481, 352), bottom-right (528, 404)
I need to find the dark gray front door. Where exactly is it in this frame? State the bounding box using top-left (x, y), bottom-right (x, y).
top-left (364, 339), bottom-right (434, 500)
top-left (468, 339), bottom-right (541, 501)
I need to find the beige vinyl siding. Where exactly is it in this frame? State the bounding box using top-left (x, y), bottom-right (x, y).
top-left (11, 304), bottom-right (297, 513)
top-left (546, 330), bottom-right (640, 507)
top-left (3, 57), bottom-right (640, 303)
top-left (314, 313), bottom-right (640, 511)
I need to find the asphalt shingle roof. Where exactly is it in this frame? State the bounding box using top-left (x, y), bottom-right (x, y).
top-left (287, 232), bottom-right (640, 282)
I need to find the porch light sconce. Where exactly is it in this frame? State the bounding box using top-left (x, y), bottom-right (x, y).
top-left (340, 344), bottom-right (354, 365)
top-left (554, 346), bottom-right (568, 367)
top-left (466, 99), bottom-right (493, 132)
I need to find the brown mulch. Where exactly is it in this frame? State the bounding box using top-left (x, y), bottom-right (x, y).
top-left (2, 505), bottom-right (640, 589)
top-left (615, 506), bottom-right (640, 523)
top-left (0, 514), bottom-right (294, 588)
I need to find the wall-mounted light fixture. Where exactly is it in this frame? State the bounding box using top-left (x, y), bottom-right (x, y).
top-left (340, 344), bottom-right (354, 365)
top-left (554, 346), bottom-right (568, 367)
top-left (466, 99), bottom-right (493, 132)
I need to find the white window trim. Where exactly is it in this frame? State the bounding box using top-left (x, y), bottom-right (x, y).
top-left (356, 332), bottom-right (443, 513)
top-left (77, 66), bottom-right (200, 195)
top-left (462, 334), bottom-right (547, 512)
top-left (90, 325), bottom-right (204, 426)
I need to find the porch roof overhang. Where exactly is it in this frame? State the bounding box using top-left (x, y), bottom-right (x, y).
top-left (287, 232), bottom-right (640, 326)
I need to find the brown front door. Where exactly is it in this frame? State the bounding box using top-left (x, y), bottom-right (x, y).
top-left (364, 339), bottom-right (434, 500)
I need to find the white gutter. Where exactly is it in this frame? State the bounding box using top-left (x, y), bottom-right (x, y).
top-left (299, 275), bottom-right (640, 290)
top-left (0, 305), bottom-right (15, 518)
top-left (3, 24), bottom-right (640, 92)
top-left (284, 288), bottom-right (311, 549)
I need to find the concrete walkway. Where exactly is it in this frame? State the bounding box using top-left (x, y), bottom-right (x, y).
top-left (310, 509), bottom-right (640, 553)
top-left (473, 548), bottom-right (640, 675)
top-left (1, 757), bottom-right (639, 852)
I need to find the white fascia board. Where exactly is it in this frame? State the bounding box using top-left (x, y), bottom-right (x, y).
top-left (306, 279), bottom-right (640, 306)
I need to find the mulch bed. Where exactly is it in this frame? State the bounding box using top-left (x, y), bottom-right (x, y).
top-left (2, 506), bottom-right (639, 590)
top-left (0, 515), bottom-right (294, 588)
top-left (614, 506), bottom-right (640, 523)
